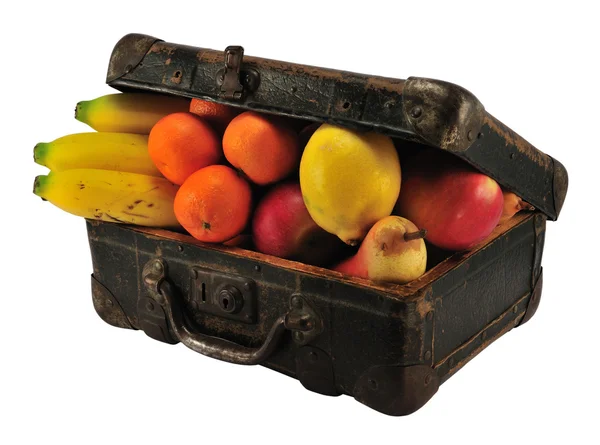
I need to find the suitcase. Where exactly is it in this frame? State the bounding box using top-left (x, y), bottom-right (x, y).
top-left (87, 33), bottom-right (568, 416)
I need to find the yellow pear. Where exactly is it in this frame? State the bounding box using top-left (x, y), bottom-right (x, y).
top-left (333, 216), bottom-right (427, 284)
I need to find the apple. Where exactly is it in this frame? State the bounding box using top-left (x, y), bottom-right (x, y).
top-left (252, 182), bottom-right (342, 266)
top-left (394, 149), bottom-right (503, 251)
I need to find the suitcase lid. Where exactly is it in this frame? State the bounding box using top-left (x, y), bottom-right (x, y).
top-left (105, 33), bottom-right (568, 221)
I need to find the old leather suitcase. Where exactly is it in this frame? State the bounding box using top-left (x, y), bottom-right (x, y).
top-left (87, 33), bottom-right (568, 416)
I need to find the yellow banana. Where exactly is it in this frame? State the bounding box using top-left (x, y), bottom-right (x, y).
top-left (34, 132), bottom-right (162, 176)
top-left (33, 169), bottom-right (180, 228)
top-left (75, 93), bottom-right (190, 134)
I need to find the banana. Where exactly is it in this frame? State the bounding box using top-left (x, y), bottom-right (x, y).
top-left (33, 169), bottom-right (180, 228)
top-left (75, 93), bottom-right (190, 134)
top-left (34, 132), bottom-right (162, 176)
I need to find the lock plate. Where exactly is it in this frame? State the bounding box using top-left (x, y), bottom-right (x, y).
top-left (189, 267), bottom-right (256, 324)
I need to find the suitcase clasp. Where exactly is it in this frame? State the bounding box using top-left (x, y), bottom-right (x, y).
top-left (217, 46), bottom-right (260, 100)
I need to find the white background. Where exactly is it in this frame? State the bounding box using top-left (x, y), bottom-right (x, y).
top-left (2, 1), bottom-right (598, 444)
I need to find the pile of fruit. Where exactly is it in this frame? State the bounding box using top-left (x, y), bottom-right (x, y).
top-left (33, 93), bottom-right (534, 285)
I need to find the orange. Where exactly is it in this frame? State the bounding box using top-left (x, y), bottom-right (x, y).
top-left (174, 165), bottom-right (252, 243)
top-left (189, 98), bottom-right (239, 134)
top-left (223, 111), bottom-right (300, 185)
top-left (148, 112), bottom-right (221, 185)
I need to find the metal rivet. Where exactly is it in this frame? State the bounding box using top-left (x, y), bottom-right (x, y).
top-left (291, 296), bottom-right (303, 309)
top-left (124, 64), bottom-right (132, 73)
top-left (424, 374), bottom-right (432, 386)
top-left (177, 245), bottom-right (184, 252)
top-left (510, 153), bottom-right (516, 159)
top-left (244, 282), bottom-right (251, 290)
top-left (513, 305), bottom-right (519, 314)
top-left (293, 331), bottom-right (304, 342)
top-left (425, 350), bottom-right (432, 360)
top-left (254, 265), bottom-right (261, 272)
top-left (153, 261), bottom-right (162, 272)
top-left (448, 357), bottom-right (455, 368)
top-left (146, 302), bottom-right (155, 312)
top-left (290, 86), bottom-right (297, 93)
top-left (308, 351), bottom-right (318, 362)
top-left (477, 132), bottom-right (484, 139)
top-left (426, 311), bottom-right (434, 322)
top-left (105, 299), bottom-right (113, 307)
top-left (368, 379), bottom-right (378, 390)
top-left (410, 106), bottom-right (422, 119)
top-left (384, 100), bottom-right (395, 109)
top-left (467, 130), bottom-right (474, 141)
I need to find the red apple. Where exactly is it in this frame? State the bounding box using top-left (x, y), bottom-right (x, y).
top-left (394, 149), bottom-right (503, 251)
top-left (252, 182), bottom-right (342, 266)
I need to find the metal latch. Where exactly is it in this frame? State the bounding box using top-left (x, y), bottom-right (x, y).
top-left (217, 46), bottom-right (259, 100)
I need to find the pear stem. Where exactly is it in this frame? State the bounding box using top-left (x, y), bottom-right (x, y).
top-left (404, 229), bottom-right (427, 241)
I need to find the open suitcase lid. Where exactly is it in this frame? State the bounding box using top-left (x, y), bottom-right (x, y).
top-left (106, 33), bottom-right (568, 221)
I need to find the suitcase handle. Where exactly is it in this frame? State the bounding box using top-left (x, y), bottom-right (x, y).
top-left (141, 258), bottom-right (321, 365)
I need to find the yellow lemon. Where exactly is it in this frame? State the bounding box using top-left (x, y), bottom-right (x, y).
top-left (299, 124), bottom-right (401, 245)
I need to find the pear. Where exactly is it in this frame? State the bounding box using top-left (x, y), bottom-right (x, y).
top-left (333, 216), bottom-right (427, 284)
top-left (498, 190), bottom-right (535, 225)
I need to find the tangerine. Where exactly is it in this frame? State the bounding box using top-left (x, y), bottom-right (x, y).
top-left (174, 165), bottom-right (252, 243)
top-left (148, 112), bottom-right (221, 185)
top-left (189, 98), bottom-right (239, 134)
top-left (222, 111), bottom-right (299, 185)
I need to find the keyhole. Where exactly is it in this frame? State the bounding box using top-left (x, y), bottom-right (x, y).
top-left (217, 286), bottom-right (241, 313)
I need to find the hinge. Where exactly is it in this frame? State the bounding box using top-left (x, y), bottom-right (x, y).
top-left (216, 46), bottom-right (260, 100)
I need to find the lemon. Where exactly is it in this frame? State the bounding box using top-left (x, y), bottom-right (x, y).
top-left (299, 124), bottom-right (401, 245)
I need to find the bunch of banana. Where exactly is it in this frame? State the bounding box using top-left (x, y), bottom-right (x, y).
top-left (33, 92), bottom-right (191, 228)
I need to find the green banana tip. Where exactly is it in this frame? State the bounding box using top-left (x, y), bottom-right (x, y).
top-left (33, 142), bottom-right (48, 165)
top-left (74, 100), bottom-right (87, 121)
top-left (33, 175), bottom-right (48, 200)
